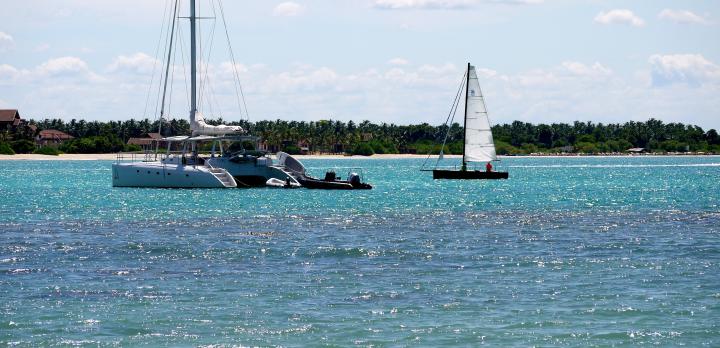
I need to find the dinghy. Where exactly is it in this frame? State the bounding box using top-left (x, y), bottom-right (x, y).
top-left (297, 170), bottom-right (372, 190)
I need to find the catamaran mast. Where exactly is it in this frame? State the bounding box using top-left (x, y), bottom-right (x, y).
top-left (461, 62), bottom-right (470, 171)
top-left (190, 0), bottom-right (197, 125)
top-left (159, 0), bottom-right (179, 138)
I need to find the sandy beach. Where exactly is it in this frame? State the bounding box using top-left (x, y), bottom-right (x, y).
top-left (0, 153), bottom-right (119, 161)
top-left (0, 153), bottom-right (462, 161)
top-left (1, 153), bottom-right (716, 161)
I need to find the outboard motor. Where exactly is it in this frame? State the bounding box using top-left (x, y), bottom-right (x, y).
top-left (348, 172), bottom-right (361, 187)
top-left (324, 170), bottom-right (336, 181)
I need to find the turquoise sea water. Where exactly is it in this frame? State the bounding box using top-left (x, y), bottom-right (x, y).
top-left (1, 156), bottom-right (719, 346)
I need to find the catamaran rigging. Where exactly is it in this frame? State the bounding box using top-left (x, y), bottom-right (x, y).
top-left (113, 0), bottom-right (372, 189)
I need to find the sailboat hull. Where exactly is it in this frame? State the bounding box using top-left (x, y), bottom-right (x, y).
top-left (433, 169), bottom-right (508, 180)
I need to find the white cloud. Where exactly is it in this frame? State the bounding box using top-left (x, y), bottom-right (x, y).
top-left (374, 0), bottom-right (474, 10)
top-left (36, 56), bottom-right (91, 77)
top-left (219, 62), bottom-right (249, 75)
top-left (181, 60), bottom-right (719, 128)
top-left (0, 64), bottom-right (20, 82)
top-left (34, 43), bottom-right (51, 52)
top-left (649, 54), bottom-right (720, 87)
top-left (107, 53), bottom-right (159, 75)
top-left (658, 9), bottom-right (710, 25)
top-left (3, 56), bottom-right (719, 129)
top-left (0, 56), bottom-right (104, 95)
top-left (273, 2), bottom-right (305, 17)
top-left (561, 61), bottom-right (612, 77)
top-left (271, 66), bottom-right (339, 91)
top-left (490, 0), bottom-right (543, 4)
top-left (0, 32), bottom-right (15, 52)
top-left (594, 9), bottom-right (645, 27)
top-left (373, 0), bottom-right (541, 9)
top-left (388, 58), bottom-right (410, 66)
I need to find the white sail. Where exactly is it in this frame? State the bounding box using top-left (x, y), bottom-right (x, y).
top-left (191, 111), bottom-right (243, 136)
top-left (464, 65), bottom-right (497, 162)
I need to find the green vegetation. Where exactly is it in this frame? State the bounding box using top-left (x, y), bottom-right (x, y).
top-left (33, 146), bottom-right (62, 156)
top-left (125, 144), bottom-right (142, 152)
top-left (351, 143), bottom-right (375, 156)
top-left (0, 142), bottom-right (15, 155)
top-left (282, 144), bottom-right (302, 155)
top-left (2, 117), bottom-right (717, 155)
top-left (11, 139), bottom-right (36, 154)
top-left (491, 120), bottom-right (719, 154)
top-left (59, 135), bottom-right (131, 154)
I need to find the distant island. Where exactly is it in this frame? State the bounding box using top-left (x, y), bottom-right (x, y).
top-left (1, 111), bottom-right (719, 156)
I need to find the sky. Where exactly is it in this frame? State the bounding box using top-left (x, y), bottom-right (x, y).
top-left (1, 0), bottom-right (719, 129)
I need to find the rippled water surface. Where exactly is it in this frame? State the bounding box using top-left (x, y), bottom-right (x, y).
top-left (1, 156), bottom-right (719, 346)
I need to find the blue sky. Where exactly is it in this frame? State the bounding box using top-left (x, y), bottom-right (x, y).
top-left (1, 0), bottom-right (719, 129)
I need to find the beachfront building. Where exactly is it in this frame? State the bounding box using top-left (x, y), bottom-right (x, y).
top-left (0, 109), bottom-right (38, 141)
top-left (0, 109), bottom-right (23, 131)
top-left (36, 129), bottom-right (74, 147)
top-left (127, 133), bottom-right (164, 151)
top-left (298, 140), bottom-right (311, 155)
top-left (0, 109), bottom-right (22, 130)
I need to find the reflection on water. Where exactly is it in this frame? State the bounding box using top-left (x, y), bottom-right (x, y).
top-left (0, 157), bottom-right (718, 345)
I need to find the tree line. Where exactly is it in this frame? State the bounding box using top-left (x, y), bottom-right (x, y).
top-left (2, 117), bottom-right (719, 155)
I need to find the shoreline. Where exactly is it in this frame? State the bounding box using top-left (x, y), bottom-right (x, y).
top-left (1, 153), bottom-right (719, 161)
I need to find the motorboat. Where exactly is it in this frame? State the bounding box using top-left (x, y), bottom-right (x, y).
top-left (297, 170), bottom-right (372, 190)
top-left (273, 152), bottom-right (372, 189)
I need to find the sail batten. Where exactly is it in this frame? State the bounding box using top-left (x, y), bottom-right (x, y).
top-left (464, 65), bottom-right (497, 163)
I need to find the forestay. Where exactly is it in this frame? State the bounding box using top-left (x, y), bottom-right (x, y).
top-left (464, 65), bottom-right (497, 163)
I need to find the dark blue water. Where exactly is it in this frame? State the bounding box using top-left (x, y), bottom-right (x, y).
top-left (1, 157), bottom-right (719, 346)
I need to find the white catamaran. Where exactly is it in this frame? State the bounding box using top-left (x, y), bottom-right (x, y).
top-left (112, 0), bottom-right (302, 188)
top-left (425, 63), bottom-right (508, 179)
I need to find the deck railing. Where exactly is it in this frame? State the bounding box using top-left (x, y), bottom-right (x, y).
top-left (115, 151), bottom-right (211, 168)
top-left (115, 151), bottom-right (187, 163)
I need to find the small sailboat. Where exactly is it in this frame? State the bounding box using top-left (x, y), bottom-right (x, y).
top-left (426, 63), bottom-right (508, 180)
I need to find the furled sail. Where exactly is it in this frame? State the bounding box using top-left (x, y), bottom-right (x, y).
top-left (464, 65), bottom-right (497, 162)
top-left (191, 111), bottom-right (244, 136)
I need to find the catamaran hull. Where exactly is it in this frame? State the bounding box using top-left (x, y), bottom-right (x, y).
top-left (433, 170), bottom-right (508, 180)
top-left (112, 162), bottom-right (234, 188)
top-left (206, 157), bottom-right (296, 187)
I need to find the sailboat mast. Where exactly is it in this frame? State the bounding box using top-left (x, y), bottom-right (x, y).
top-left (190, 0), bottom-right (197, 125)
top-left (461, 62), bottom-right (470, 170)
top-left (159, 0), bottom-right (179, 137)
